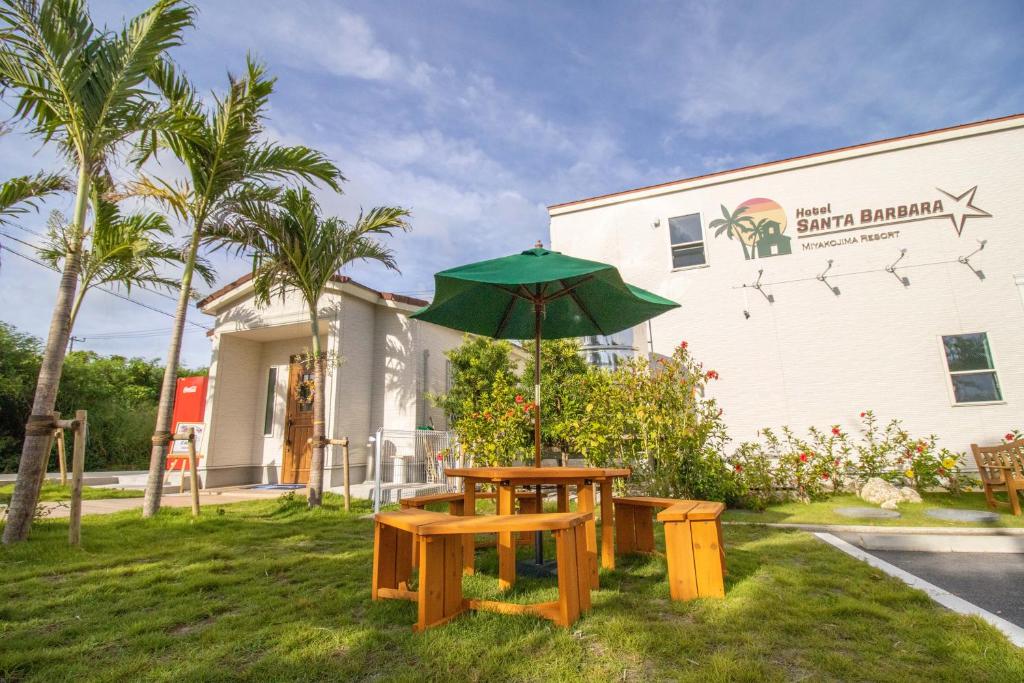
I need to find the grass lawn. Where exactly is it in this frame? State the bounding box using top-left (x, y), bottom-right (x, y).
top-left (0, 482), bottom-right (144, 506)
top-left (723, 492), bottom-right (1024, 528)
top-left (1, 494), bottom-right (1022, 682)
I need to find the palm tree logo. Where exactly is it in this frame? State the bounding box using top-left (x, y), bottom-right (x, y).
top-left (710, 198), bottom-right (791, 260)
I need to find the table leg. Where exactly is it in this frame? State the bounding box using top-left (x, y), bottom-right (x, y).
top-left (577, 481), bottom-right (599, 589)
top-left (556, 484), bottom-right (568, 512)
top-left (497, 483), bottom-right (515, 590)
top-left (599, 481), bottom-right (614, 571)
top-left (463, 483), bottom-right (476, 575)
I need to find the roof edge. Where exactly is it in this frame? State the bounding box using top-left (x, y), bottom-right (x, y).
top-left (547, 112), bottom-right (1024, 212)
top-left (196, 272), bottom-right (427, 310)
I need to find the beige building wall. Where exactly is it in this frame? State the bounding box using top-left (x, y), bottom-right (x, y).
top-left (550, 116), bottom-right (1024, 455)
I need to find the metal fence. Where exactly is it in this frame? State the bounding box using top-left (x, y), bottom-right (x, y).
top-left (370, 429), bottom-right (467, 511)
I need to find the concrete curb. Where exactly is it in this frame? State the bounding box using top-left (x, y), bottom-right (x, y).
top-left (724, 521), bottom-right (1024, 536)
top-left (840, 532), bottom-right (1024, 553)
top-left (814, 532), bottom-right (1024, 648)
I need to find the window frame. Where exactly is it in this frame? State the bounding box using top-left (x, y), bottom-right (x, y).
top-left (666, 211), bottom-right (710, 272)
top-left (938, 332), bottom-right (1005, 407)
top-left (263, 366), bottom-right (278, 435)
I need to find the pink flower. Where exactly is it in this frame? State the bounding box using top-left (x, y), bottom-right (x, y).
top-left (831, 427), bottom-right (841, 436)
top-left (436, 454), bottom-right (444, 461)
top-left (515, 394), bottom-right (524, 404)
top-left (705, 370), bottom-right (719, 380)
top-left (679, 341), bottom-right (688, 350)
top-left (1007, 433), bottom-right (1016, 442)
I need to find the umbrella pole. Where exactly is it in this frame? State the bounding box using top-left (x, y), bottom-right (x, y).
top-left (534, 301), bottom-right (544, 566)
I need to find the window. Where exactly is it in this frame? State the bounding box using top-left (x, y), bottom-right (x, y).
top-left (668, 213), bottom-right (706, 269)
top-left (942, 333), bottom-right (1003, 404)
top-left (263, 367), bottom-right (277, 434)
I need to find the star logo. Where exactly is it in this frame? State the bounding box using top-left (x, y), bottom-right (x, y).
top-left (936, 186), bottom-right (991, 236)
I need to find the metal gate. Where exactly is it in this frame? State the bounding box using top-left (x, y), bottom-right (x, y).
top-left (370, 429), bottom-right (467, 511)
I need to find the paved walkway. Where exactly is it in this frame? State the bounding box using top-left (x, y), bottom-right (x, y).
top-left (37, 489), bottom-right (283, 519)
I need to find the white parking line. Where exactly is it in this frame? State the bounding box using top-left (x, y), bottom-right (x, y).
top-left (814, 532), bottom-right (1024, 648)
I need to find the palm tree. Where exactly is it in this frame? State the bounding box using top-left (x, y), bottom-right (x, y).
top-left (128, 58), bottom-right (343, 517)
top-left (708, 204), bottom-right (755, 261)
top-left (0, 0), bottom-right (195, 544)
top-left (217, 187), bottom-right (409, 507)
top-left (37, 182), bottom-right (214, 329)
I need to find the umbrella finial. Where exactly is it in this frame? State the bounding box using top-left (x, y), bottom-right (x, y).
top-left (534, 239), bottom-right (543, 248)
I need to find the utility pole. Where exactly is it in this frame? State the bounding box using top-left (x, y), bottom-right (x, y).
top-left (68, 336), bottom-right (84, 352)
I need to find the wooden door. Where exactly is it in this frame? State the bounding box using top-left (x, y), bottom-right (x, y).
top-left (283, 358), bottom-right (315, 484)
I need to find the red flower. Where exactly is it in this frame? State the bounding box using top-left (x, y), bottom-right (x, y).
top-left (1007, 433), bottom-right (1016, 442)
top-left (822, 473), bottom-right (830, 480)
top-left (734, 464), bottom-right (743, 473)
top-left (436, 454), bottom-right (444, 461)
top-left (831, 427), bottom-right (841, 436)
top-left (515, 394), bottom-right (524, 404)
top-left (799, 453), bottom-right (808, 463)
top-left (834, 459), bottom-right (841, 467)
top-left (915, 444), bottom-right (924, 453)
top-left (859, 412), bottom-right (866, 418)
top-left (705, 370), bottom-right (719, 380)
top-left (679, 341), bottom-right (688, 350)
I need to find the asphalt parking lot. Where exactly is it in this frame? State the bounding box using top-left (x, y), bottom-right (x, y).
top-left (864, 549), bottom-right (1024, 628)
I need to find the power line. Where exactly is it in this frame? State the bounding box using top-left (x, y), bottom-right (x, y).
top-left (0, 224), bottom-right (207, 307)
top-left (0, 244), bottom-right (209, 330)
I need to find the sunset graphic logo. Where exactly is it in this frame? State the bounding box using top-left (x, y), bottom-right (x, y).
top-left (710, 197), bottom-right (792, 260)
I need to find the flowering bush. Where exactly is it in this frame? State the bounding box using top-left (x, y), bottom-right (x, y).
top-left (449, 370), bottom-right (533, 466)
top-left (1004, 429), bottom-right (1023, 443)
top-left (728, 410), bottom-right (966, 508)
top-left (565, 342), bottom-right (734, 503)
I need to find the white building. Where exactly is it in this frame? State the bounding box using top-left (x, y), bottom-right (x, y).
top-left (549, 114), bottom-right (1024, 454)
top-left (195, 274), bottom-right (463, 488)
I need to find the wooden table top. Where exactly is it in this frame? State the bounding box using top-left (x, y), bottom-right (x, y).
top-left (444, 466), bottom-right (631, 483)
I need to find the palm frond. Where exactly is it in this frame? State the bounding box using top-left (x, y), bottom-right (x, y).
top-left (0, 171), bottom-right (70, 222)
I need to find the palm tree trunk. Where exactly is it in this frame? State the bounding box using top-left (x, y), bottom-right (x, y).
top-left (142, 224), bottom-right (202, 517)
top-left (2, 163), bottom-right (90, 544)
top-left (307, 313), bottom-right (326, 508)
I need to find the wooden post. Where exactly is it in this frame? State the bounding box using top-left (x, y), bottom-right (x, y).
top-left (56, 428), bottom-right (67, 487)
top-left (68, 410), bottom-right (87, 546)
top-left (341, 437), bottom-right (351, 513)
top-left (37, 412), bottom-right (59, 492)
top-left (187, 428), bottom-right (200, 517)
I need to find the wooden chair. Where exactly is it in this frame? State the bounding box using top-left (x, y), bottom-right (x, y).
top-left (614, 496), bottom-right (726, 600)
top-left (971, 440), bottom-right (1024, 516)
top-left (372, 509), bottom-right (593, 631)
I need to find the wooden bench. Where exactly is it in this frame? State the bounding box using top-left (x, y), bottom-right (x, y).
top-left (399, 490), bottom-right (539, 555)
top-left (972, 440), bottom-right (1024, 516)
top-left (372, 509), bottom-right (593, 631)
top-left (613, 496), bottom-right (726, 600)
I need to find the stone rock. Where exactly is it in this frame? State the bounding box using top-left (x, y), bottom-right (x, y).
top-left (880, 500), bottom-right (899, 510)
top-left (899, 487), bottom-right (923, 504)
top-left (860, 477), bottom-right (901, 506)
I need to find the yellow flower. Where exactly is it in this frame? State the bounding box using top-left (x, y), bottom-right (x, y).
top-left (904, 468), bottom-right (915, 479)
top-left (942, 457), bottom-right (956, 469)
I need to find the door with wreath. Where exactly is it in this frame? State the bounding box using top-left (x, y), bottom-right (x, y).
top-left (282, 356), bottom-right (315, 484)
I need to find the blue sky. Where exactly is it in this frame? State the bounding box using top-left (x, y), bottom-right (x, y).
top-left (2, 0), bottom-right (1023, 366)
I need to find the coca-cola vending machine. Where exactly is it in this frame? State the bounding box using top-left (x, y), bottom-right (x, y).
top-left (167, 376), bottom-right (208, 471)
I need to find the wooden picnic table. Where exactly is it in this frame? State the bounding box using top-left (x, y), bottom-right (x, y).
top-left (444, 466), bottom-right (631, 590)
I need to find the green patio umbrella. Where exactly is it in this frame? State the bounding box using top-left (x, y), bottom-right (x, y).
top-left (410, 243), bottom-right (680, 468)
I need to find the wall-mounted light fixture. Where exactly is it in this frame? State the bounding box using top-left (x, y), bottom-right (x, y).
top-left (743, 268), bottom-right (774, 304)
top-left (885, 249), bottom-right (910, 287)
top-left (652, 217), bottom-right (661, 229)
top-left (817, 259), bottom-right (840, 296)
top-left (958, 239), bottom-right (987, 280)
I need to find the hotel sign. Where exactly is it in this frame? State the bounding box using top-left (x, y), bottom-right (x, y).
top-left (712, 187), bottom-right (991, 259)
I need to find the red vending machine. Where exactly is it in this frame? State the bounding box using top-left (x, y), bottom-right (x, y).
top-left (167, 375), bottom-right (209, 473)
